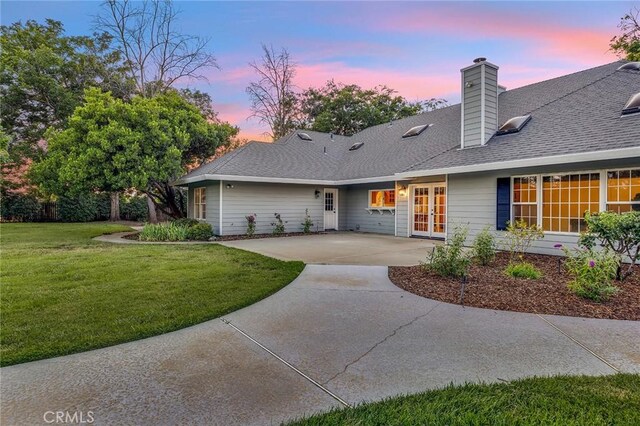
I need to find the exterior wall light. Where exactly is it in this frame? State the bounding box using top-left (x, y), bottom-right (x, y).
top-left (226, 184), bottom-right (234, 189)
top-left (314, 189), bottom-right (321, 199)
top-left (398, 185), bottom-right (407, 197)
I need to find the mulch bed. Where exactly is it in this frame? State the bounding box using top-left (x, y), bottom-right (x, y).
top-left (389, 252), bottom-right (640, 320)
top-left (216, 231), bottom-right (326, 241)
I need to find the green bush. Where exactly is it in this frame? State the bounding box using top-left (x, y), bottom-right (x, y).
top-left (120, 196), bottom-right (148, 221)
top-left (95, 193), bottom-right (111, 221)
top-left (186, 223), bottom-right (213, 241)
top-left (423, 226), bottom-right (471, 278)
top-left (563, 247), bottom-right (619, 301)
top-left (472, 227), bottom-right (496, 265)
top-left (0, 193), bottom-right (41, 222)
top-left (504, 219), bottom-right (544, 261)
top-left (246, 214), bottom-right (256, 236)
top-left (272, 213), bottom-right (285, 235)
top-left (58, 194), bottom-right (98, 222)
top-left (172, 217), bottom-right (199, 228)
top-left (505, 262), bottom-right (542, 279)
top-left (139, 222), bottom-right (188, 242)
top-left (301, 209), bottom-right (313, 233)
top-left (579, 211), bottom-right (640, 281)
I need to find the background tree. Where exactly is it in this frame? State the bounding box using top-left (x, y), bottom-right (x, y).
top-left (610, 7), bottom-right (640, 61)
top-left (96, 0), bottom-right (217, 98)
top-left (246, 45), bottom-right (298, 140)
top-left (297, 80), bottom-right (447, 136)
top-left (32, 88), bottom-right (233, 218)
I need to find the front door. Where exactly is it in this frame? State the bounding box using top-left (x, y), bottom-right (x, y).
top-left (411, 184), bottom-right (446, 238)
top-left (323, 188), bottom-right (338, 230)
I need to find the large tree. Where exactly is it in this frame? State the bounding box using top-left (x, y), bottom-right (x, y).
top-left (246, 45), bottom-right (298, 140)
top-left (298, 80), bottom-right (447, 136)
top-left (0, 19), bottom-right (129, 163)
top-left (32, 88), bottom-right (235, 218)
top-left (610, 8), bottom-right (640, 61)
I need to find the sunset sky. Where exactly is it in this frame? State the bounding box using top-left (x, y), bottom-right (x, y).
top-left (1, 1), bottom-right (634, 141)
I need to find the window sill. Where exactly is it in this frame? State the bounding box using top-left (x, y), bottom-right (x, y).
top-left (365, 207), bottom-right (395, 215)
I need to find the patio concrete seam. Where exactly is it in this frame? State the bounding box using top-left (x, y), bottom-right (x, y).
top-left (220, 318), bottom-right (352, 408)
top-left (535, 314), bottom-right (620, 373)
top-left (322, 302), bottom-right (443, 386)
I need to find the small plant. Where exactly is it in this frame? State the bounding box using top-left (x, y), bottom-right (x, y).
top-left (504, 219), bottom-right (544, 261)
top-left (423, 226), bottom-right (471, 278)
top-left (505, 262), bottom-right (542, 279)
top-left (139, 222), bottom-right (189, 241)
top-left (172, 218), bottom-right (199, 228)
top-left (472, 227), bottom-right (496, 266)
top-left (186, 223), bottom-right (213, 241)
top-left (563, 246), bottom-right (620, 301)
top-left (271, 213), bottom-right (285, 235)
top-left (301, 209), bottom-right (314, 233)
top-left (245, 214), bottom-right (256, 236)
top-left (579, 211), bottom-right (640, 281)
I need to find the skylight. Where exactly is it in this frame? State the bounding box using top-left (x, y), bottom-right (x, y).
top-left (617, 62), bottom-right (640, 71)
top-left (297, 132), bottom-right (312, 141)
top-left (622, 93), bottom-right (640, 116)
top-left (349, 142), bottom-right (364, 151)
top-left (402, 124), bottom-right (430, 138)
top-left (496, 115), bottom-right (531, 135)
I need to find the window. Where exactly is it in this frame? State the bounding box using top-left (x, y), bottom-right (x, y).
top-left (607, 169), bottom-right (640, 213)
top-left (512, 176), bottom-right (537, 226)
top-left (618, 62), bottom-right (640, 71)
top-left (297, 132), bottom-right (313, 141)
top-left (496, 115), bottom-right (531, 135)
top-left (542, 173), bottom-right (599, 233)
top-left (369, 190), bottom-right (395, 208)
top-left (402, 124), bottom-right (430, 138)
top-left (194, 187), bottom-right (206, 219)
top-left (349, 142), bottom-right (364, 151)
top-left (622, 92), bottom-right (640, 116)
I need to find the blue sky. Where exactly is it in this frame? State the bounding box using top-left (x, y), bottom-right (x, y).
top-left (2, 1), bottom-right (635, 140)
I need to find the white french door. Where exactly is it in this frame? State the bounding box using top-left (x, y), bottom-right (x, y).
top-left (411, 184), bottom-right (446, 238)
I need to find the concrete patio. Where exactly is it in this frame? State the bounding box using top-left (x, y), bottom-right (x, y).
top-left (2, 265), bottom-right (638, 425)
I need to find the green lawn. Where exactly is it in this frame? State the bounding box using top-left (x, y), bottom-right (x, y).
top-left (291, 374), bottom-right (640, 426)
top-left (0, 223), bottom-right (304, 366)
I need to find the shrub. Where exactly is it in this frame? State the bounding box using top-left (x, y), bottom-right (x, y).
top-left (272, 213), bottom-right (285, 235)
top-left (58, 194), bottom-right (98, 222)
top-left (301, 209), bottom-right (314, 233)
top-left (95, 193), bottom-right (111, 221)
top-left (563, 246), bottom-right (620, 301)
top-left (504, 219), bottom-right (544, 261)
top-left (172, 218), bottom-right (199, 228)
top-left (423, 226), bottom-right (471, 278)
top-left (186, 223), bottom-right (213, 241)
top-left (505, 262), bottom-right (542, 279)
top-left (120, 196), bottom-right (148, 221)
top-left (0, 194), bottom-right (41, 222)
top-left (579, 211), bottom-right (640, 281)
top-left (472, 227), bottom-right (496, 265)
top-left (246, 214), bottom-right (256, 236)
top-left (139, 222), bottom-right (188, 242)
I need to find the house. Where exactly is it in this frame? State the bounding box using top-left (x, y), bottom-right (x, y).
top-left (175, 59), bottom-right (640, 255)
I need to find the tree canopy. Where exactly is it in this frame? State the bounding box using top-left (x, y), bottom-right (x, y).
top-left (610, 8), bottom-right (640, 61)
top-left (32, 88), bottom-right (234, 201)
top-left (297, 81), bottom-right (447, 136)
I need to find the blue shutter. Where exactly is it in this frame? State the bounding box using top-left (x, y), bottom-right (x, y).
top-left (496, 178), bottom-right (511, 231)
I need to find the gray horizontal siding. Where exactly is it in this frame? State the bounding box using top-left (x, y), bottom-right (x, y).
top-left (220, 181), bottom-right (326, 235)
top-left (344, 183), bottom-right (395, 235)
top-left (188, 182), bottom-right (220, 234)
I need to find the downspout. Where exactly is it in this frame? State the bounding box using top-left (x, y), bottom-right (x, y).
top-left (219, 181), bottom-right (223, 236)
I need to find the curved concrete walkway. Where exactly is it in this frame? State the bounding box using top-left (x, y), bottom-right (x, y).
top-left (2, 266), bottom-right (639, 425)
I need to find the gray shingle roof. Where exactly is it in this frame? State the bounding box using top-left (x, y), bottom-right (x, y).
top-left (177, 61), bottom-right (640, 184)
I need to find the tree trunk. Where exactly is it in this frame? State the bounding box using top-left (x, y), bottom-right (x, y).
top-left (146, 180), bottom-right (187, 219)
top-left (146, 194), bottom-right (158, 224)
top-left (110, 192), bottom-right (120, 221)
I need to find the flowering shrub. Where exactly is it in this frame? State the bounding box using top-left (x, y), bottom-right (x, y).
top-left (423, 226), bottom-right (471, 278)
top-left (271, 213), bottom-right (285, 235)
top-left (503, 219), bottom-right (544, 261)
top-left (301, 209), bottom-right (314, 233)
top-left (563, 246), bottom-right (620, 301)
top-left (245, 214), bottom-right (256, 236)
top-left (579, 211), bottom-right (640, 281)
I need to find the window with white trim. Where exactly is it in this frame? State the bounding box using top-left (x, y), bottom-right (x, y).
top-left (542, 173), bottom-right (599, 233)
top-left (512, 176), bottom-right (537, 227)
top-left (194, 187), bottom-right (206, 219)
top-left (607, 169), bottom-right (640, 213)
top-left (368, 189), bottom-right (395, 208)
